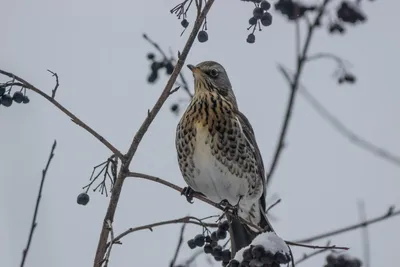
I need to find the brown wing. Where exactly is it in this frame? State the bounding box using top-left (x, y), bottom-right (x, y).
top-left (235, 110), bottom-right (267, 210)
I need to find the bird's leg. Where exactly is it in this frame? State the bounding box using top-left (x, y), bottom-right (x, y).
top-left (181, 187), bottom-right (196, 204)
top-left (230, 196), bottom-right (243, 217)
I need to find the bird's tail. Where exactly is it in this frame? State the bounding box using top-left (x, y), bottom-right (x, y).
top-left (228, 195), bottom-right (274, 256)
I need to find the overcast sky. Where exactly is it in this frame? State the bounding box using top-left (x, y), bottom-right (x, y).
top-left (1, 0), bottom-right (400, 267)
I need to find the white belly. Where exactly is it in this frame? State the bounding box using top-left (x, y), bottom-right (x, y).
top-left (189, 127), bottom-right (248, 205)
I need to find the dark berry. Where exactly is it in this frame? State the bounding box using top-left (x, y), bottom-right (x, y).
top-left (211, 231), bottom-right (218, 241)
top-left (353, 259), bottom-right (362, 267)
top-left (151, 61), bottom-right (163, 72)
top-left (260, 1), bottom-right (271, 11)
top-left (242, 248), bottom-right (253, 261)
top-left (218, 220), bottom-right (230, 231)
top-left (198, 31), bottom-right (208, 43)
top-left (246, 33), bottom-right (255, 44)
top-left (147, 71), bottom-right (158, 83)
top-left (1, 94), bottom-right (13, 107)
top-left (229, 259), bottom-right (240, 267)
top-left (77, 192), bottom-right (89, 205)
top-left (260, 251), bottom-right (274, 264)
top-left (187, 239), bottom-right (196, 249)
top-left (170, 103), bottom-right (179, 113)
top-left (204, 244), bottom-right (213, 254)
top-left (275, 251), bottom-right (289, 264)
top-left (240, 261), bottom-right (250, 267)
top-left (260, 12), bottom-right (272, 26)
top-left (344, 73), bottom-right (356, 83)
top-left (13, 91), bottom-right (24, 103)
top-left (181, 19), bottom-right (189, 28)
top-left (249, 17), bottom-right (257, 25)
top-left (213, 245), bottom-right (223, 257)
top-left (214, 256), bottom-right (222, 261)
top-left (205, 235), bottom-right (212, 243)
top-left (194, 234), bottom-right (205, 247)
top-left (210, 241), bottom-right (218, 248)
top-left (271, 262), bottom-right (280, 267)
top-left (221, 249), bottom-right (231, 262)
top-left (253, 7), bottom-right (263, 19)
top-left (22, 95), bottom-right (30, 104)
top-left (165, 62), bottom-right (174, 75)
top-left (147, 53), bottom-right (155, 60)
top-left (249, 259), bottom-right (263, 267)
top-left (251, 245), bottom-right (264, 259)
top-left (216, 229), bottom-right (227, 240)
top-left (222, 261), bottom-right (229, 267)
top-left (0, 86), bottom-right (5, 96)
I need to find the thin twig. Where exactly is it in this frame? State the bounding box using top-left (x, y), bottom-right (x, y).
top-left (285, 241), bottom-right (348, 251)
top-left (178, 250), bottom-right (203, 267)
top-left (0, 70), bottom-right (123, 159)
top-left (170, 224), bottom-right (187, 267)
top-left (266, 0), bottom-right (331, 189)
top-left (46, 69), bottom-right (59, 98)
top-left (111, 216), bottom-right (216, 245)
top-left (20, 140), bottom-right (57, 267)
top-left (93, 2), bottom-right (215, 265)
top-left (358, 201), bottom-right (370, 267)
top-left (266, 198), bottom-right (281, 214)
top-left (294, 243), bottom-right (332, 265)
top-left (294, 206), bottom-right (400, 243)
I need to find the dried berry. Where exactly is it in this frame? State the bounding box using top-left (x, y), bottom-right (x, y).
top-left (194, 234), bottom-right (205, 247)
top-left (187, 239), bottom-right (196, 249)
top-left (198, 30), bottom-right (208, 43)
top-left (181, 19), bottom-right (189, 28)
top-left (77, 193), bottom-right (90, 205)
top-left (13, 91), bottom-right (24, 103)
top-left (1, 94), bottom-right (13, 107)
top-left (246, 33), bottom-right (255, 44)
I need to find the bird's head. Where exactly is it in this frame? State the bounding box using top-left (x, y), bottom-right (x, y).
top-left (187, 61), bottom-right (237, 107)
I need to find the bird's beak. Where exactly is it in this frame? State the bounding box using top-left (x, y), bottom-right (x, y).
top-left (187, 64), bottom-right (201, 74)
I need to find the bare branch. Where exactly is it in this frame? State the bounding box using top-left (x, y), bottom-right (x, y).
top-left (111, 216), bottom-right (216, 245)
top-left (286, 241), bottom-right (348, 251)
top-left (102, 220), bottom-right (115, 267)
top-left (46, 69), bottom-right (59, 98)
top-left (93, 2), bottom-right (216, 265)
top-left (20, 140), bottom-right (57, 267)
top-left (0, 70), bottom-right (123, 159)
top-left (266, 0), bottom-right (331, 189)
top-left (170, 223), bottom-right (187, 267)
top-left (294, 241), bottom-right (332, 265)
top-left (295, 206), bottom-right (400, 243)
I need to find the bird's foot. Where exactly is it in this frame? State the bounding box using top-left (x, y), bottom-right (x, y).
top-left (181, 187), bottom-right (195, 204)
top-left (218, 199), bottom-right (240, 218)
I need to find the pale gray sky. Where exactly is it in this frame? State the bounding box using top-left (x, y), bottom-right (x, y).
top-left (1, 1), bottom-right (400, 267)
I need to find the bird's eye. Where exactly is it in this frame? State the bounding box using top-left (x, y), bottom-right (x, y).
top-left (208, 69), bottom-right (219, 78)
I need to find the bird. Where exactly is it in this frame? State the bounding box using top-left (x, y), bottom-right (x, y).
top-left (175, 60), bottom-right (274, 255)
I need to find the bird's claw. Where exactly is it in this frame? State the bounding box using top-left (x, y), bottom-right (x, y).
top-left (181, 187), bottom-right (195, 204)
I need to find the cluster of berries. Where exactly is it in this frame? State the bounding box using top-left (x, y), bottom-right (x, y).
top-left (325, 254), bottom-right (362, 267)
top-left (274, 0), bottom-right (316, 21)
top-left (337, 1), bottom-right (366, 24)
top-left (243, 1), bottom-right (273, 44)
top-left (0, 86), bottom-right (30, 107)
top-left (146, 53), bottom-right (175, 83)
top-left (77, 192), bottom-right (90, 205)
top-left (170, 0), bottom-right (209, 43)
top-left (229, 245), bottom-right (290, 267)
top-left (187, 221), bottom-right (231, 266)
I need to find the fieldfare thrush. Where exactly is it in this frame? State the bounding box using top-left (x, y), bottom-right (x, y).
top-left (175, 61), bottom-right (273, 255)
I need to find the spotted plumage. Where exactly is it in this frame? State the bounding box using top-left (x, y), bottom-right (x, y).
top-left (175, 61), bottom-right (273, 255)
